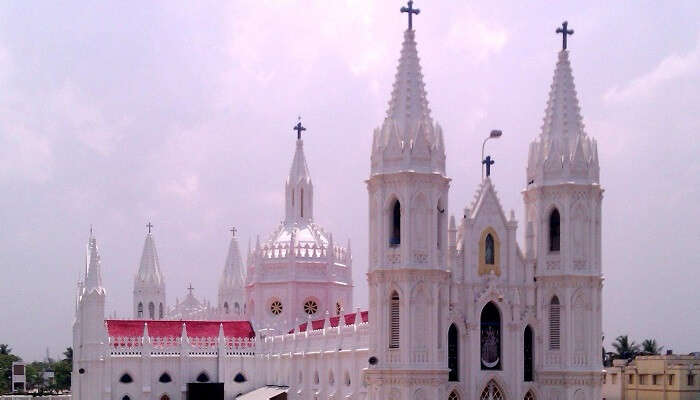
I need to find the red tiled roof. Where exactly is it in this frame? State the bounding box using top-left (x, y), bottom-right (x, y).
top-left (105, 319), bottom-right (255, 339)
top-left (291, 311), bottom-right (368, 333)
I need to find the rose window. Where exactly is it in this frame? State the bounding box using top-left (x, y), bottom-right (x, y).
top-left (270, 300), bottom-right (283, 315)
top-left (303, 300), bottom-right (318, 315)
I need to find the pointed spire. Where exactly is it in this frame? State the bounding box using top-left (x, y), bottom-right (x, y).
top-left (84, 227), bottom-right (103, 292)
top-left (288, 138), bottom-right (311, 185)
top-left (285, 121), bottom-right (314, 223)
top-left (540, 50), bottom-right (585, 142)
top-left (220, 232), bottom-right (245, 289)
top-left (135, 227), bottom-right (164, 287)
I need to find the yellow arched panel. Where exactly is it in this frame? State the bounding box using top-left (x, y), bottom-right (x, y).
top-left (478, 227), bottom-right (501, 276)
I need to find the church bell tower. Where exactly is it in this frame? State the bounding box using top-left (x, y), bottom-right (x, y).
top-left (364, 2), bottom-right (451, 399)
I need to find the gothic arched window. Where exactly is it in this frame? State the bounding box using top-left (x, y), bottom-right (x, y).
top-left (549, 296), bottom-right (561, 350)
top-left (158, 372), bottom-right (172, 383)
top-left (160, 395), bottom-right (170, 400)
top-left (485, 234), bottom-right (495, 265)
top-left (300, 188), bottom-right (304, 218)
top-left (389, 291), bottom-right (400, 349)
top-left (525, 390), bottom-right (536, 400)
top-left (524, 325), bottom-right (534, 382)
top-left (196, 372), bottom-right (209, 383)
top-left (390, 199), bottom-right (401, 246)
top-left (448, 323), bottom-right (459, 381)
top-left (480, 380), bottom-right (504, 400)
top-left (122, 396), bottom-right (131, 400)
top-left (480, 302), bottom-right (501, 370)
top-left (137, 302), bottom-right (143, 318)
top-left (224, 302), bottom-right (229, 314)
top-left (448, 391), bottom-right (461, 400)
top-left (158, 303), bottom-right (163, 319)
top-left (148, 302), bottom-right (155, 319)
top-left (233, 372), bottom-right (247, 383)
top-left (234, 302), bottom-right (240, 314)
top-left (119, 373), bottom-right (133, 384)
top-left (549, 208), bottom-right (560, 252)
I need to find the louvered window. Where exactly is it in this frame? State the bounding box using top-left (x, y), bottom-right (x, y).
top-left (389, 292), bottom-right (400, 349)
top-left (549, 296), bottom-right (561, 350)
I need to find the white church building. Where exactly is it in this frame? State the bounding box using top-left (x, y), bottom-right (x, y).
top-left (72, 5), bottom-right (604, 400)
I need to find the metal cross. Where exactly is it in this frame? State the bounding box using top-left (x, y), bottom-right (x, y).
top-left (482, 155), bottom-right (495, 177)
top-left (146, 222), bottom-right (154, 234)
top-left (556, 21), bottom-right (574, 50)
top-left (230, 226), bottom-right (237, 237)
top-left (187, 283), bottom-right (194, 295)
top-left (400, 1), bottom-right (420, 30)
top-left (293, 117), bottom-right (306, 140)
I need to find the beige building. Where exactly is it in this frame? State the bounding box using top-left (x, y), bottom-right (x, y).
top-left (603, 353), bottom-right (700, 400)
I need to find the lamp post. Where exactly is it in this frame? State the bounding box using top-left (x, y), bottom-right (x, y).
top-left (481, 130), bottom-right (503, 179)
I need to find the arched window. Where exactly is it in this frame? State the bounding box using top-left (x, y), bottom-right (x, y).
top-left (390, 199), bottom-right (401, 246)
top-left (224, 302), bottom-right (229, 314)
top-left (234, 302), bottom-right (240, 314)
top-left (389, 291), bottom-right (400, 349)
top-left (160, 395), bottom-right (170, 400)
top-left (448, 391), bottom-right (461, 400)
top-left (300, 188), bottom-right (304, 218)
top-left (525, 390), bottom-right (536, 400)
top-left (336, 301), bottom-right (342, 315)
top-left (480, 302), bottom-right (501, 370)
top-left (158, 372), bottom-right (172, 383)
top-left (437, 199), bottom-right (445, 249)
top-left (329, 370), bottom-right (335, 386)
top-left (158, 303), bottom-right (163, 319)
top-left (119, 373), bottom-right (133, 384)
top-left (480, 380), bottom-right (504, 400)
top-left (313, 371), bottom-right (319, 385)
top-left (448, 323), bottom-right (459, 381)
top-left (148, 302), bottom-right (155, 319)
top-left (549, 208), bottom-right (560, 252)
top-left (121, 396), bottom-right (131, 400)
top-left (524, 325), bottom-right (534, 382)
top-left (234, 372), bottom-right (247, 383)
top-left (549, 296), bottom-right (561, 350)
top-left (137, 302), bottom-right (143, 318)
top-left (485, 234), bottom-right (495, 265)
top-left (196, 372), bottom-right (209, 383)
top-left (344, 371), bottom-right (351, 386)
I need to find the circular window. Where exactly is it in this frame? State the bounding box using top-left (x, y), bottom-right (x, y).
top-left (304, 300), bottom-right (318, 315)
top-left (270, 300), bottom-right (283, 315)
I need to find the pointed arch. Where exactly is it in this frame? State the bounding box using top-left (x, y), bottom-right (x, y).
top-left (410, 282), bottom-right (428, 350)
top-left (344, 371), bottom-right (351, 386)
top-left (411, 192), bottom-right (429, 250)
top-left (573, 291), bottom-right (587, 356)
top-left (572, 203), bottom-right (588, 263)
top-left (159, 395), bottom-right (170, 400)
top-left (524, 389), bottom-right (536, 400)
top-left (158, 303), bottom-right (164, 319)
top-left (448, 323), bottom-right (459, 381)
top-left (389, 290), bottom-right (400, 349)
top-left (480, 380), bottom-right (504, 400)
top-left (224, 302), bottom-right (229, 314)
top-left (137, 302), bottom-right (143, 318)
top-left (485, 234), bottom-right (495, 264)
top-left (196, 372), bottom-right (210, 383)
top-left (121, 396), bottom-right (131, 400)
top-left (524, 325), bottom-right (534, 382)
top-left (437, 197), bottom-right (446, 249)
top-left (448, 391), bottom-right (461, 400)
top-left (300, 187), bottom-right (304, 218)
top-left (414, 388), bottom-right (427, 400)
top-left (233, 372), bottom-right (246, 383)
top-left (119, 373), bottom-right (133, 384)
top-left (480, 302), bottom-right (502, 370)
top-left (313, 370), bottom-right (319, 385)
top-left (478, 227), bottom-right (501, 276)
top-left (390, 198), bottom-right (401, 246)
top-left (328, 370), bottom-right (335, 386)
top-left (158, 372), bottom-right (172, 383)
top-left (549, 295), bottom-right (561, 350)
top-left (549, 208), bottom-right (561, 252)
top-left (148, 302), bottom-right (155, 319)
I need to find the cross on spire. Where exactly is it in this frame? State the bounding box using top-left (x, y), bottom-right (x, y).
top-left (400, 0), bottom-right (420, 30)
top-left (230, 226), bottom-right (237, 238)
top-left (556, 21), bottom-right (574, 50)
top-left (146, 221), bottom-right (154, 234)
top-left (187, 283), bottom-right (194, 296)
top-left (482, 155), bottom-right (495, 177)
top-left (293, 117), bottom-right (306, 140)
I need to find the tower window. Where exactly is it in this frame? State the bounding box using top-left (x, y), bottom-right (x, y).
top-left (303, 299), bottom-right (317, 315)
top-left (448, 324), bottom-right (459, 381)
top-left (485, 234), bottom-right (495, 265)
top-left (224, 302), bottom-right (229, 314)
top-left (389, 291), bottom-right (400, 349)
top-left (148, 302), bottom-right (155, 319)
top-left (158, 373), bottom-right (172, 383)
top-left (549, 296), bottom-right (561, 350)
top-left (158, 303), bottom-right (163, 319)
top-left (234, 302), bottom-right (240, 314)
top-left (524, 325), bottom-right (534, 381)
top-left (549, 208), bottom-right (561, 252)
top-left (390, 200), bottom-right (401, 246)
top-left (137, 302), bottom-right (143, 318)
top-left (300, 188), bottom-right (304, 218)
top-left (196, 372), bottom-right (209, 383)
top-left (119, 373), bottom-right (133, 384)
top-left (234, 372), bottom-right (247, 383)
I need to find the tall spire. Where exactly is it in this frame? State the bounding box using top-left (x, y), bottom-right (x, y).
top-left (285, 119), bottom-right (314, 223)
top-left (527, 45), bottom-right (599, 186)
top-left (84, 228), bottom-right (103, 292)
top-left (371, 25), bottom-right (445, 175)
top-left (135, 229), bottom-right (164, 286)
top-left (220, 231), bottom-right (245, 290)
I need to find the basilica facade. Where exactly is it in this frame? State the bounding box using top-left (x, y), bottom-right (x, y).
top-left (72, 8), bottom-right (603, 400)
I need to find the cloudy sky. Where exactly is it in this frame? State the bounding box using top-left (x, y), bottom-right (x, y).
top-left (0, 1), bottom-right (697, 361)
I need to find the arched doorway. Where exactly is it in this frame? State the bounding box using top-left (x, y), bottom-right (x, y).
top-left (480, 302), bottom-right (501, 370)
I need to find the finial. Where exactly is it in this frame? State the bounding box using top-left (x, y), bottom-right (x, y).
top-left (556, 21), bottom-right (574, 50)
top-left (400, 1), bottom-right (420, 30)
top-left (293, 116), bottom-right (306, 140)
top-left (89, 224), bottom-right (94, 237)
top-left (146, 221), bottom-right (154, 234)
top-left (230, 226), bottom-right (237, 238)
top-left (187, 283), bottom-right (194, 296)
top-left (482, 155), bottom-right (495, 177)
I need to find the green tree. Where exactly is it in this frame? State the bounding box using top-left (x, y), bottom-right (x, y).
top-left (641, 338), bottom-right (664, 355)
top-left (0, 350), bottom-right (20, 394)
top-left (612, 335), bottom-right (641, 360)
top-left (0, 345), bottom-right (11, 356)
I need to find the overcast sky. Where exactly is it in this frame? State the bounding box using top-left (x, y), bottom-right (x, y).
top-left (0, 1), bottom-right (698, 361)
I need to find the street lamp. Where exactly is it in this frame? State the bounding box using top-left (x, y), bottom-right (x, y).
top-left (482, 130), bottom-right (503, 179)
